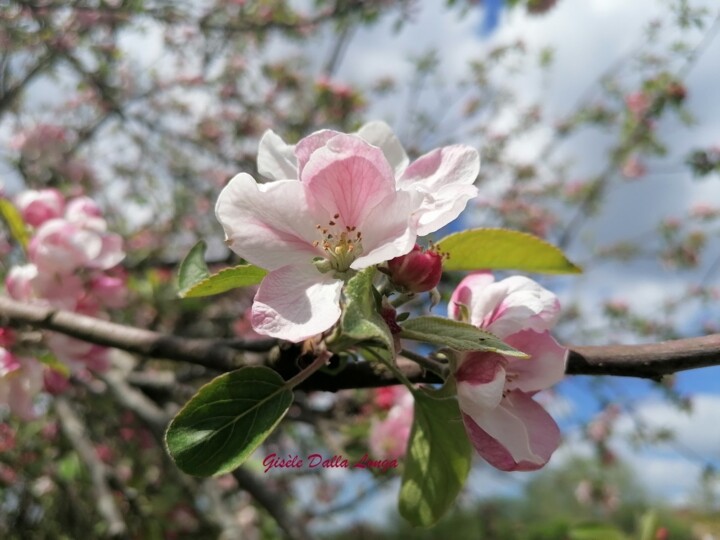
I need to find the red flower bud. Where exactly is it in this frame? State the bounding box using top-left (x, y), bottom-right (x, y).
top-left (387, 244), bottom-right (443, 293)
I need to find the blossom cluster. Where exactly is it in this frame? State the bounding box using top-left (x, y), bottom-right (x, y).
top-left (216, 122), bottom-right (568, 472)
top-left (1, 189), bottom-right (126, 418)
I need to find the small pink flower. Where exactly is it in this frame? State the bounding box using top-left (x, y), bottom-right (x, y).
top-left (14, 189), bottom-right (65, 228)
top-left (43, 369), bottom-right (69, 395)
top-left (621, 155), bottom-right (646, 179)
top-left (373, 386), bottom-right (408, 410)
top-left (369, 388), bottom-right (413, 460)
top-left (89, 275), bottom-right (128, 309)
top-left (0, 349), bottom-right (44, 421)
top-left (625, 91), bottom-right (651, 118)
top-left (450, 273), bottom-right (567, 471)
top-left (387, 244), bottom-right (443, 293)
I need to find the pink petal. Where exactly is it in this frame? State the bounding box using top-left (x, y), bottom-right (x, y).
top-left (14, 189), bottom-right (65, 228)
top-left (294, 129), bottom-right (339, 177)
top-left (462, 391), bottom-right (560, 471)
top-left (215, 173), bottom-right (322, 271)
top-left (302, 134), bottom-right (397, 230)
top-left (504, 330), bottom-right (567, 393)
top-left (397, 145), bottom-right (480, 235)
top-left (257, 130), bottom-right (298, 181)
top-left (356, 121), bottom-right (409, 177)
top-left (456, 352), bottom-right (506, 411)
top-left (251, 264), bottom-right (343, 342)
top-left (448, 271), bottom-right (495, 322)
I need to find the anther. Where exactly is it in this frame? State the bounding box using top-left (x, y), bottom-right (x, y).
top-left (329, 221), bottom-right (335, 226)
top-left (333, 213), bottom-right (340, 219)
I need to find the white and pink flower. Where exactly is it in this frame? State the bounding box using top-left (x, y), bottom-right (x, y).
top-left (14, 189), bottom-right (65, 228)
top-left (0, 349), bottom-right (44, 421)
top-left (450, 272), bottom-right (567, 471)
top-left (369, 387), bottom-right (414, 460)
top-left (216, 124), bottom-right (480, 342)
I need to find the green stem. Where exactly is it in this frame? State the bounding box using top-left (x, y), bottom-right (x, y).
top-left (364, 347), bottom-right (418, 394)
top-left (401, 349), bottom-right (449, 380)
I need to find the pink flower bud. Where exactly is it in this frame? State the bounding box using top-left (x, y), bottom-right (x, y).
top-left (14, 189), bottom-right (65, 228)
top-left (43, 369), bottom-right (69, 395)
top-left (90, 275), bottom-right (128, 309)
top-left (387, 244), bottom-right (443, 293)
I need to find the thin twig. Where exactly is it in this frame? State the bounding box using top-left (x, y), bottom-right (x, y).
top-left (55, 397), bottom-right (129, 539)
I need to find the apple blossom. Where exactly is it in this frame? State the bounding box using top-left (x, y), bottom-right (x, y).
top-left (369, 387), bottom-right (414, 460)
top-left (257, 121), bottom-right (480, 235)
top-left (450, 272), bottom-right (567, 471)
top-left (0, 349), bottom-right (44, 421)
top-left (14, 189), bottom-right (65, 228)
top-left (216, 127), bottom-right (479, 342)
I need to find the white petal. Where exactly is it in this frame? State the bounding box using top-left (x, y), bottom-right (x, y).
top-left (456, 358), bottom-right (507, 412)
top-left (215, 173), bottom-right (321, 271)
top-left (464, 396), bottom-right (539, 465)
top-left (356, 121), bottom-right (409, 177)
top-left (398, 145), bottom-right (480, 235)
top-left (485, 276), bottom-right (561, 337)
top-left (251, 265), bottom-right (343, 342)
top-left (257, 130), bottom-right (298, 181)
top-left (350, 190), bottom-right (416, 269)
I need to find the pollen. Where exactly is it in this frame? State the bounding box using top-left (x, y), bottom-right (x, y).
top-left (312, 213), bottom-right (364, 273)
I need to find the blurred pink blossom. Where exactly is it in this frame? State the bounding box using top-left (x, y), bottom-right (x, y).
top-left (369, 388), bottom-right (413, 460)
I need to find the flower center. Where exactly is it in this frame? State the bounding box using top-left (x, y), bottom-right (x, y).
top-left (312, 213), bottom-right (364, 275)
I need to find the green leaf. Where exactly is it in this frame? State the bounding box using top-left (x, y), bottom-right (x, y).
top-left (177, 240), bottom-right (210, 294)
top-left (331, 267), bottom-right (394, 362)
top-left (436, 228), bottom-right (581, 274)
top-left (399, 385), bottom-right (472, 527)
top-left (638, 511), bottom-right (658, 540)
top-left (0, 199), bottom-right (29, 249)
top-left (180, 264), bottom-right (268, 298)
top-left (568, 524), bottom-right (629, 540)
top-left (165, 366), bottom-right (293, 477)
top-left (399, 316), bottom-right (529, 358)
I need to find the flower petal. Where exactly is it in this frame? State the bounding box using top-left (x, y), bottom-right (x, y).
top-left (449, 273), bottom-right (560, 338)
top-left (251, 264), bottom-right (343, 342)
top-left (356, 121), bottom-right (409, 177)
top-left (448, 271), bottom-right (495, 322)
top-left (257, 130), bottom-right (298, 181)
top-left (294, 129), bottom-right (339, 177)
top-left (505, 330), bottom-right (567, 393)
top-left (302, 134), bottom-right (397, 229)
top-left (398, 145), bottom-right (480, 235)
top-left (456, 352), bottom-right (506, 411)
top-left (215, 173), bottom-right (321, 270)
top-left (349, 190), bottom-right (415, 269)
top-left (483, 276), bottom-right (561, 337)
top-left (462, 391), bottom-right (560, 471)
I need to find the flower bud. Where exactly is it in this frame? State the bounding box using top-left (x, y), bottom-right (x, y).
top-left (387, 244), bottom-right (443, 293)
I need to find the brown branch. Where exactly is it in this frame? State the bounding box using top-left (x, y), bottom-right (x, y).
top-left (0, 296), bottom-right (245, 371)
top-left (3, 295), bottom-right (720, 385)
top-left (55, 397), bottom-right (129, 539)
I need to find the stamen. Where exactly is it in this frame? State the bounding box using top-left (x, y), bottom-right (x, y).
top-left (333, 213), bottom-right (340, 219)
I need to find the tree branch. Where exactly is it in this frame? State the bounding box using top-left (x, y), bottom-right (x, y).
top-left (55, 397), bottom-right (128, 539)
top-left (3, 295), bottom-right (720, 386)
